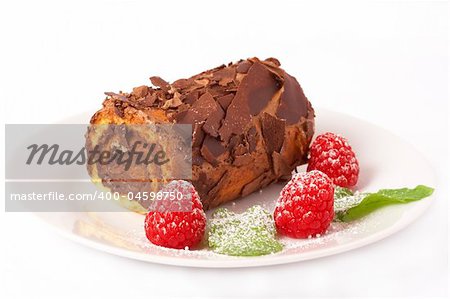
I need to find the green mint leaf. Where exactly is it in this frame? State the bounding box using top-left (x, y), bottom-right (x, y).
top-left (337, 185), bottom-right (434, 222)
top-left (208, 205), bottom-right (283, 256)
top-left (334, 186), bottom-right (354, 199)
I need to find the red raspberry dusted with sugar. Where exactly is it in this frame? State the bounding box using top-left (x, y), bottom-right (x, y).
top-left (307, 132), bottom-right (359, 188)
top-left (144, 180), bottom-right (206, 249)
top-left (274, 170), bottom-right (334, 238)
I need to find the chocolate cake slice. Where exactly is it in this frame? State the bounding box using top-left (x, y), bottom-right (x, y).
top-left (88, 57), bottom-right (315, 210)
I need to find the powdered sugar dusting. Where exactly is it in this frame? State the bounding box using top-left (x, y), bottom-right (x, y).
top-left (122, 207), bottom-right (381, 259)
top-left (334, 192), bottom-right (367, 212)
top-left (79, 180), bottom-right (384, 261)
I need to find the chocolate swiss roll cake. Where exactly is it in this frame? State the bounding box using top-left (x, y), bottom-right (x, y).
top-left (88, 57), bottom-right (315, 210)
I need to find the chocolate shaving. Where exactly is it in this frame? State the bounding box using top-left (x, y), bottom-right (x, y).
top-left (150, 76), bottom-right (170, 92)
top-left (192, 149), bottom-right (205, 166)
top-left (184, 90), bottom-right (200, 105)
top-left (139, 93), bottom-right (157, 106)
top-left (200, 136), bottom-right (226, 165)
top-left (205, 171), bottom-right (229, 208)
top-left (227, 134), bottom-right (242, 154)
top-left (202, 105), bottom-right (224, 138)
top-left (236, 60), bottom-right (252, 73)
top-left (206, 84), bottom-right (231, 98)
top-left (161, 92), bottom-right (183, 109)
top-left (276, 72), bottom-right (309, 125)
top-left (194, 78), bottom-right (209, 87)
top-left (132, 86), bottom-right (149, 98)
top-left (172, 78), bottom-right (191, 90)
top-left (218, 61), bottom-right (280, 142)
top-left (192, 122), bottom-right (205, 148)
top-left (105, 92), bottom-right (129, 102)
top-left (245, 62), bottom-right (280, 115)
top-left (175, 92), bottom-right (217, 124)
top-left (212, 68), bottom-right (236, 86)
top-left (261, 112), bottom-right (285, 154)
top-left (264, 57), bottom-right (281, 67)
top-left (216, 93), bottom-right (234, 111)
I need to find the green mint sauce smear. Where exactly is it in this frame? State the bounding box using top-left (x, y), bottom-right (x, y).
top-left (208, 205), bottom-right (282, 256)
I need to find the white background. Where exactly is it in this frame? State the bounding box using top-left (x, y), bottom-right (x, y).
top-left (1, 0), bottom-right (448, 298)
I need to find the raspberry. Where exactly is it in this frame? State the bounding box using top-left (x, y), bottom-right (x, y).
top-left (307, 132), bottom-right (359, 188)
top-left (144, 180), bottom-right (206, 249)
top-left (274, 170), bottom-right (334, 238)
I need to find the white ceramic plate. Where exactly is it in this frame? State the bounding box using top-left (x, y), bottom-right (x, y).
top-left (34, 108), bottom-right (436, 267)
